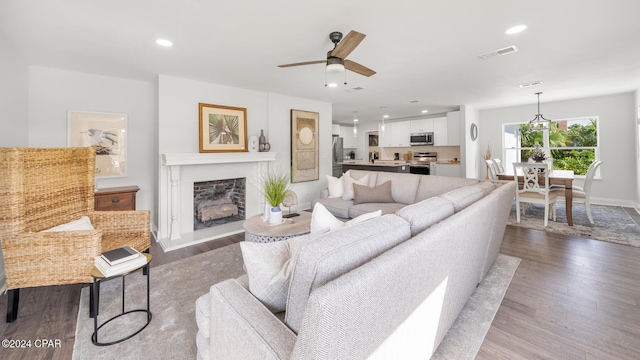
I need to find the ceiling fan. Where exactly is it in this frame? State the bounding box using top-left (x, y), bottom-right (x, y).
top-left (277, 30), bottom-right (376, 78)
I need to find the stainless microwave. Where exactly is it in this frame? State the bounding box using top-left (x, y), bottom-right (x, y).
top-left (410, 132), bottom-right (434, 146)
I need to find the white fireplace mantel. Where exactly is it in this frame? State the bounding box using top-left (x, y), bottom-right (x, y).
top-left (159, 151), bottom-right (276, 251)
top-left (162, 152), bottom-right (276, 166)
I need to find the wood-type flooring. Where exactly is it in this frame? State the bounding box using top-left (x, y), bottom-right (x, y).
top-left (2, 225), bottom-right (640, 360)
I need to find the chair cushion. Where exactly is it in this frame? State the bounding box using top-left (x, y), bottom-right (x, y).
top-left (519, 191), bottom-right (560, 200)
top-left (353, 181), bottom-right (394, 205)
top-left (572, 188), bottom-right (587, 199)
top-left (41, 216), bottom-right (94, 232)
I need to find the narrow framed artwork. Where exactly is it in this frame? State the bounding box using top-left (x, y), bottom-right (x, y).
top-left (291, 109), bottom-right (319, 183)
top-left (68, 110), bottom-right (127, 178)
top-left (199, 103), bottom-right (248, 153)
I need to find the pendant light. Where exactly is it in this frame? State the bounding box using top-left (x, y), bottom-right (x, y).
top-left (528, 92), bottom-right (552, 131)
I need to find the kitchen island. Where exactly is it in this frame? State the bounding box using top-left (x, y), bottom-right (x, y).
top-left (339, 161), bottom-right (410, 173)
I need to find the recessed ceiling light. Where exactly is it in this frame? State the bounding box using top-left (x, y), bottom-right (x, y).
top-left (327, 82), bottom-right (338, 88)
top-left (353, 119), bottom-right (358, 122)
top-left (505, 25), bottom-right (527, 35)
top-left (155, 39), bottom-right (173, 47)
top-left (421, 110), bottom-right (429, 113)
top-left (383, 115), bottom-right (389, 118)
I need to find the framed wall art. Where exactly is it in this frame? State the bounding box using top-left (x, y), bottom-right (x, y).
top-left (199, 103), bottom-right (248, 153)
top-left (68, 110), bottom-right (127, 178)
top-left (291, 109), bottom-right (319, 183)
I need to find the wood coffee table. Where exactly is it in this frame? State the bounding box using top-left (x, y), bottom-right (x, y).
top-left (243, 211), bottom-right (312, 243)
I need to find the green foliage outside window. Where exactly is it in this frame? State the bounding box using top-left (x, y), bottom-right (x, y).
top-left (519, 118), bottom-right (597, 175)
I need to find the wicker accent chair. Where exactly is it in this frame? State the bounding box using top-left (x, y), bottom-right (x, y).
top-left (0, 147), bottom-right (150, 322)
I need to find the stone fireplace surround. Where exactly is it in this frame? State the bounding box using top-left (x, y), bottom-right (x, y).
top-left (159, 152), bottom-right (276, 251)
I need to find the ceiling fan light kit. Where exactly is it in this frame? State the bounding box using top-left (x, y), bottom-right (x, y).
top-left (278, 30), bottom-right (376, 86)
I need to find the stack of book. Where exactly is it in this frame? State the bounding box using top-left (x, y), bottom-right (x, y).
top-left (94, 246), bottom-right (147, 277)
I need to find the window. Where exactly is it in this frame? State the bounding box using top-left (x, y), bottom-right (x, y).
top-left (503, 117), bottom-right (599, 176)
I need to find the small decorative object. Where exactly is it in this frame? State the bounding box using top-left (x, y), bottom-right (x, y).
top-left (531, 142), bottom-right (547, 162)
top-left (484, 143), bottom-right (492, 180)
top-left (470, 123), bottom-right (478, 141)
top-left (248, 136), bottom-right (259, 152)
top-left (262, 167), bottom-right (291, 224)
top-left (282, 190), bottom-right (299, 218)
top-left (259, 129), bottom-right (266, 145)
top-left (258, 129), bottom-right (271, 152)
top-left (198, 103), bottom-right (248, 153)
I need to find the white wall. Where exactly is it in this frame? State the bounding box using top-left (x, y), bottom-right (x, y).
top-left (0, 36), bottom-right (28, 146)
top-left (460, 105), bottom-right (480, 179)
top-left (0, 36), bottom-right (29, 292)
top-left (28, 66), bottom-right (156, 214)
top-left (635, 90), bottom-right (640, 210)
top-left (157, 75), bottom-right (331, 241)
top-left (479, 92), bottom-right (637, 206)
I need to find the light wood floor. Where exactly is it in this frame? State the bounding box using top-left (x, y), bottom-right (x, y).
top-left (1, 224), bottom-right (640, 359)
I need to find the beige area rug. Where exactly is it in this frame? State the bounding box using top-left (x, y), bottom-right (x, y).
top-left (508, 202), bottom-right (640, 247)
top-left (73, 243), bottom-right (520, 360)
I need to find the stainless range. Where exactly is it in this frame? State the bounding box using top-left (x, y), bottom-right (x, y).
top-left (409, 152), bottom-right (437, 175)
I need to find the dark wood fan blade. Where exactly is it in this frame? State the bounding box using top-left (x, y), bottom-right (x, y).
top-left (344, 60), bottom-right (376, 77)
top-left (331, 30), bottom-right (366, 59)
top-left (278, 60), bottom-right (326, 68)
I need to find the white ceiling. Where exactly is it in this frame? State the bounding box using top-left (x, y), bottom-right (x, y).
top-left (2, 0), bottom-right (639, 125)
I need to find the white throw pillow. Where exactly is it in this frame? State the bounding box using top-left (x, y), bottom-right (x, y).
top-left (310, 202), bottom-right (382, 234)
top-left (342, 174), bottom-right (370, 201)
top-left (240, 229), bottom-right (328, 313)
top-left (41, 216), bottom-right (95, 232)
top-left (326, 174), bottom-right (344, 198)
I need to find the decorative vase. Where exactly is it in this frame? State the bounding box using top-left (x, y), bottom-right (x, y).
top-left (259, 130), bottom-right (266, 146)
top-left (263, 202), bottom-right (271, 221)
top-left (269, 205), bottom-right (282, 225)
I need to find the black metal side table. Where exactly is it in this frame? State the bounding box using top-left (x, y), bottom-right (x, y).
top-left (89, 253), bottom-right (152, 346)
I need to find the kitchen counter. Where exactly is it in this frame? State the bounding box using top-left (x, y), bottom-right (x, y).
top-left (339, 161), bottom-right (410, 173)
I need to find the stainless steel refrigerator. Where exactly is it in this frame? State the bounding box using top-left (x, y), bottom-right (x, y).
top-left (332, 135), bottom-right (343, 177)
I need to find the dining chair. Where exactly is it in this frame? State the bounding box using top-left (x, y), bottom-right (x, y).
top-left (513, 162), bottom-right (559, 227)
top-left (572, 160), bottom-right (602, 224)
top-left (493, 158), bottom-right (505, 173)
top-left (485, 159), bottom-right (498, 180)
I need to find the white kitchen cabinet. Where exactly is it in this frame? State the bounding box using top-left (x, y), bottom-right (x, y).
top-left (431, 163), bottom-right (461, 177)
top-left (433, 117), bottom-right (448, 146)
top-left (447, 111), bottom-right (461, 146)
top-left (339, 126), bottom-right (357, 149)
top-left (378, 123), bottom-right (391, 147)
top-left (388, 121), bottom-right (411, 147)
top-left (410, 118), bottom-right (433, 133)
top-left (332, 124), bottom-right (341, 135)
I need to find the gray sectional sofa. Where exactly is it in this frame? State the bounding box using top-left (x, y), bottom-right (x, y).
top-left (195, 171), bottom-right (516, 359)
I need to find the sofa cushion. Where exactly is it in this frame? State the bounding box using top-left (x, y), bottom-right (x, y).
top-left (239, 229), bottom-right (328, 312)
top-left (440, 185), bottom-right (485, 212)
top-left (353, 181), bottom-right (394, 205)
top-left (342, 173), bottom-right (370, 201)
top-left (310, 203), bottom-right (381, 233)
top-left (326, 174), bottom-right (344, 198)
top-left (395, 197), bottom-right (456, 236)
top-left (285, 214), bottom-right (412, 334)
top-left (415, 175), bottom-right (480, 202)
top-left (348, 202), bottom-right (405, 218)
top-left (347, 169), bottom-right (378, 188)
top-left (475, 181), bottom-right (497, 196)
top-left (310, 197), bottom-right (352, 219)
top-left (374, 172), bottom-right (421, 204)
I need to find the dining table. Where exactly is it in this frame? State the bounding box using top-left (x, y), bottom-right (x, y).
top-left (497, 169), bottom-right (575, 226)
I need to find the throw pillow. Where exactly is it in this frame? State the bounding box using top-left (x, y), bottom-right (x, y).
top-left (41, 216), bottom-right (95, 232)
top-left (342, 173), bottom-right (370, 201)
top-left (353, 181), bottom-right (394, 205)
top-left (310, 202), bottom-right (382, 234)
top-left (240, 229), bottom-right (328, 313)
top-left (326, 174), bottom-right (344, 198)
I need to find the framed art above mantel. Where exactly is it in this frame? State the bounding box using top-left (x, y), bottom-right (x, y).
top-left (199, 103), bottom-right (248, 153)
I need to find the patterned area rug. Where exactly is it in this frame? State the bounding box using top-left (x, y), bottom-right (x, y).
top-left (72, 243), bottom-right (520, 359)
top-left (508, 202), bottom-right (640, 247)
